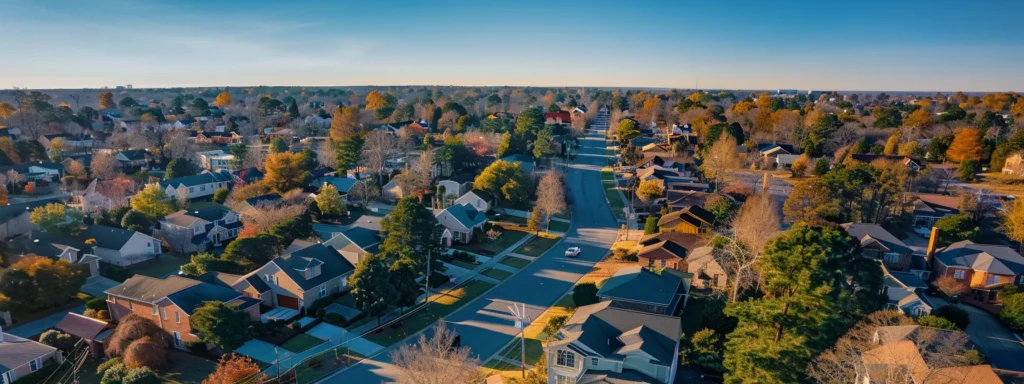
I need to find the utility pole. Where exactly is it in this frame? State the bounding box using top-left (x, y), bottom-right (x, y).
top-left (508, 303), bottom-right (531, 379)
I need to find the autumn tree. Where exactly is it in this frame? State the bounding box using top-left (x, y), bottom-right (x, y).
top-left (391, 322), bottom-right (485, 384)
top-left (790, 154), bottom-right (810, 177)
top-left (65, 159), bottom-right (88, 180)
top-left (329, 106), bottom-right (360, 142)
top-left (807, 310), bottom-right (915, 383)
top-left (1004, 199), bottom-right (1024, 253)
top-left (213, 91), bottom-right (233, 107)
top-left (315, 183), bottom-right (346, 218)
top-left (719, 193), bottom-right (781, 302)
top-left (91, 151), bottom-right (123, 179)
top-left (130, 184), bottom-right (174, 220)
top-left (535, 171), bottom-right (567, 228)
top-left (99, 91), bottom-right (116, 109)
top-left (701, 133), bottom-right (741, 191)
top-left (945, 128), bottom-right (984, 163)
top-left (635, 179), bottom-right (664, 203)
top-left (5, 256), bottom-right (86, 309)
top-left (263, 152), bottom-right (307, 193)
top-left (934, 275), bottom-right (969, 298)
top-left (0, 102), bottom-right (16, 119)
top-left (204, 354), bottom-right (265, 384)
top-left (30, 203), bottom-right (84, 235)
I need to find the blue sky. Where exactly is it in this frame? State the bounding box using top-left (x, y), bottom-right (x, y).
top-left (2, 0), bottom-right (1022, 91)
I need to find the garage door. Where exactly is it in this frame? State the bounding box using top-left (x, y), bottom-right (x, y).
top-left (277, 294), bottom-right (299, 309)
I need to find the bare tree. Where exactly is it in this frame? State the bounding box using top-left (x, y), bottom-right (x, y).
top-left (348, 181), bottom-right (380, 207)
top-left (808, 311), bottom-right (916, 384)
top-left (164, 129), bottom-right (196, 162)
top-left (315, 140), bottom-right (336, 170)
top-left (715, 193), bottom-right (780, 302)
top-left (96, 177), bottom-right (139, 210)
top-left (65, 160), bottom-right (88, 180)
top-left (701, 133), bottom-right (742, 191)
top-left (391, 322), bottom-right (485, 384)
top-left (536, 171), bottom-right (567, 229)
top-left (437, 111), bottom-right (460, 133)
top-left (91, 151), bottom-right (123, 179)
top-left (360, 130), bottom-right (396, 184)
top-left (241, 202), bottom-right (307, 234)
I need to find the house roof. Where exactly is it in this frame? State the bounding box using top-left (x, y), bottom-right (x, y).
top-left (862, 340), bottom-right (930, 384)
top-left (934, 241), bottom-right (1024, 276)
top-left (0, 197), bottom-right (63, 223)
top-left (75, 225), bottom-right (140, 250)
top-left (551, 302), bottom-right (680, 365)
top-left (316, 176), bottom-right (360, 193)
top-left (863, 326), bottom-right (999, 384)
top-left (166, 281), bottom-right (244, 315)
top-left (841, 223), bottom-right (912, 255)
top-left (459, 189), bottom-right (495, 203)
top-left (597, 266), bottom-right (682, 306)
top-left (638, 232), bottom-right (705, 249)
top-left (0, 333), bottom-right (57, 374)
top-left (158, 170), bottom-right (232, 189)
top-left (55, 312), bottom-right (110, 340)
top-left (912, 193), bottom-right (960, 217)
top-left (244, 193), bottom-right (281, 207)
top-left (117, 149), bottom-right (148, 161)
top-left (444, 173), bottom-right (476, 184)
top-left (545, 111), bottom-right (571, 122)
top-left (578, 370), bottom-right (654, 384)
top-left (270, 243), bottom-right (355, 291)
top-left (500, 155), bottom-right (535, 173)
top-left (758, 143), bottom-right (794, 154)
top-left (232, 167), bottom-right (263, 183)
top-left (657, 206), bottom-right (714, 228)
top-left (165, 205), bottom-right (233, 226)
top-left (637, 239), bottom-right (688, 261)
top-left (438, 204), bottom-right (487, 230)
top-left (665, 190), bottom-right (710, 209)
top-left (8, 230), bottom-right (89, 259)
top-left (105, 275), bottom-right (201, 304)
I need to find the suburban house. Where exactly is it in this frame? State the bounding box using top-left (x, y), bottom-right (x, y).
top-left (571, 105), bottom-right (588, 122)
top-left (637, 238), bottom-right (689, 271)
top-left (665, 190), bottom-right (710, 210)
top-left (55, 312), bottom-right (113, 357)
top-left (685, 247), bottom-right (729, 291)
top-left (0, 330), bottom-right (61, 383)
top-left (192, 131), bottom-right (243, 145)
top-left (848, 153), bottom-right (924, 171)
top-left (0, 198), bottom-right (64, 239)
top-left (500, 154), bottom-right (536, 176)
top-left (236, 242), bottom-right (355, 310)
top-left (657, 206), bottom-right (715, 234)
top-left (70, 178), bottom-right (140, 215)
top-left (596, 266), bottom-right (689, 315)
top-left (0, 162), bottom-right (63, 182)
top-left (842, 223), bottom-right (914, 272)
top-left (437, 174), bottom-right (475, 200)
top-left (266, 128), bottom-right (295, 142)
top-left (453, 190), bottom-right (496, 213)
top-left (929, 238), bottom-right (1024, 304)
top-left (74, 225), bottom-right (162, 266)
top-left (156, 170), bottom-right (233, 200)
top-left (232, 167), bottom-right (264, 184)
top-left (39, 133), bottom-right (93, 151)
top-left (545, 302), bottom-right (681, 384)
top-left (312, 176), bottom-right (364, 201)
top-left (320, 225), bottom-right (382, 267)
top-left (105, 275), bottom-right (260, 349)
top-left (381, 180), bottom-right (406, 201)
top-left (1002, 151), bottom-right (1024, 176)
top-left (545, 110), bottom-right (572, 125)
top-left (436, 204), bottom-right (488, 246)
top-left (881, 265), bottom-right (934, 318)
top-left (156, 205), bottom-right (243, 253)
top-left (114, 149), bottom-right (149, 172)
top-left (757, 143), bottom-right (794, 162)
top-left (197, 150), bottom-right (236, 171)
top-left (858, 326), bottom-right (1001, 384)
top-left (7, 230), bottom-right (101, 276)
top-left (909, 193), bottom-right (959, 229)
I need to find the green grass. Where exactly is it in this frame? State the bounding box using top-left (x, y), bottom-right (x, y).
top-left (58, 346), bottom-right (216, 384)
top-left (498, 337), bottom-right (544, 366)
top-left (127, 255), bottom-right (191, 278)
top-left (280, 333), bottom-right (326, 353)
top-left (364, 280), bottom-right (495, 347)
top-left (548, 220), bottom-right (570, 233)
top-left (487, 212), bottom-right (527, 225)
top-left (290, 345), bottom-right (366, 384)
top-left (603, 181), bottom-right (626, 220)
top-left (440, 255), bottom-right (480, 271)
top-left (554, 294), bottom-right (576, 308)
top-left (453, 229), bottom-right (529, 255)
top-left (499, 256), bottom-right (531, 269)
top-left (482, 357), bottom-right (520, 371)
top-left (480, 268), bottom-right (513, 281)
top-left (514, 236), bottom-right (560, 257)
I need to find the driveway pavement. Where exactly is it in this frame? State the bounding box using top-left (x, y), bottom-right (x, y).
top-left (320, 113), bottom-right (620, 383)
top-left (931, 297), bottom-right (1024, 371)
top-left (237, 339), bottom-right (293, 365)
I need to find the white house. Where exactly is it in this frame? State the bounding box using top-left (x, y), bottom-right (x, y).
top-left (114, 149), bottom-right (149, 171)
top-left (197, 150), bottom-right (236, 171)
top-left (437, 174), bottom-right (474, 201)
top-left (73, 225), bottom-right (161, 266)
top-left (155, 170), bottom-right (233, 200)
top-left (70, 178), bottom-right (139, 215)
top-left (435, 204), bottom-right (487, 245)
top-left (156, 205), bottom-right (242, 253)
top-left (453, 190), bottom-right (496, 213)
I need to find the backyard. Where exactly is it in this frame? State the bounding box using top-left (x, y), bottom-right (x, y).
top-left (364, 280), bottom-right (496, 347)
top-left (126, 255), bottom-right (191, 279)
top-left (514, 235), bottom-right (560, 257)
top-left (454, 229), bottom-right (529, 256)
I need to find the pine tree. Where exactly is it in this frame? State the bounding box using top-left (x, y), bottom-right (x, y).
top-left (946, 127), bottom-right (984, 163)
top-left (348, 253), bottom-right (395, 326)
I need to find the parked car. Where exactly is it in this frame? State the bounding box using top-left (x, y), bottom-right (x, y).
top-left (565, 247), bottom-right (581, 258)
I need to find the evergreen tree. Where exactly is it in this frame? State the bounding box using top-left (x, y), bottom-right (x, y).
top-left (379, 198), bottom-right (445, 276)
top-left (348, 253), bottom-right (395, 326)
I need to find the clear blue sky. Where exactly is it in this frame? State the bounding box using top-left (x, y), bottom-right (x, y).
top-left (2, 0), bottom-right (1022, 92)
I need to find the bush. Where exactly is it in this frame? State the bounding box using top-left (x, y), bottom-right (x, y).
top-left (932, 305), bottom-right (971, 330)
top-left (212, 187), bottom-right (230, 204)
top-left (40, 330), bottom-right (76, 352)
top-left (452, 251), bottom-right (476, 263)
top-left (122, 367), bottom-right (160, 384)
top-left (543, 315), bottom-right (569, 339)
top-left (97, 310), bottom-right (110, 320)
top-left (102, 263), bottom-right (130, 282)
top-left (1000, 292), bottom-right (1024, 333)
top-left (323, 313), bottom-right (346, 326)
top-left (97, 357), bottom-right (123, 376)
top-left (643, 217), bottom-right (658, 235)
top-left (123, 336), bottom-right (168, 370)
top-left (917, 315), bottom-right (958, 330)
top-left (291, 321), bottom-right (302, 330)
top-left (573, 283), bottom-right (599, 307)
top-left (86, 296), bottom-right (109, 311)
top-left (612, 248), bottom-right (638, 262)
top-left (428, 272), bottom-right (449, 288)
top-left (100, 362), bottom-right (129, 384)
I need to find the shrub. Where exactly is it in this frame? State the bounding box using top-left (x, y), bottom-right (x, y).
top-left (97, 357), bottom-right (123, 376)
top-left (97, 310), bottom-right (110, 320)
top-left (86, 296), bottom-right (109, 311)
top-left (917, 315), bottom-right (958, 330)
top-left (123, 336), bottom-right (168, 370)
top-left (543, 315), bottom-right (569, 339)
top-left (612, 248), bottom-right (638, 262)
top-left (100, 362), bottom-right (129, 384)
top-left (106, 314), bottom-right (168, 360)
top-left (291, 321), bottom-right (302, 330)
top-left (452, 251), bottom-right (476, 263)
top-left (84, 308), bottom-right (99, 319)
top-left (428, 272), bottom-right (449, 288)
top-left (323, 313), bottom-right (346, 326)
top-left (932, 305), bottom-right (971, 330)
top-left (40, 330), bottom-right (76, 352)
top-left (212, 187), bottom-right (230, 204)
top-left (1000, 292), bottom-right (1024, 333)
top-left (572, 283), bottom-right (599, 307)
top-left (122, 367), bottom-right (160, 384)
top-left (102, 263), bottom-right (130, 282)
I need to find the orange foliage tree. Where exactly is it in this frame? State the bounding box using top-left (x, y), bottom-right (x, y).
top-left (945, 128), bottom-right (984, 163)
top-left (204, 354), bottom-right (266, 384)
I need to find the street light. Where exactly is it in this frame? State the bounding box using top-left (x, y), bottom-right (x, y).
top-left (507, 302), bottom-right (531, 379)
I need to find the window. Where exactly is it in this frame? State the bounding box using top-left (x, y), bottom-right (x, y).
top-left (29, 358), bottom-right (40, 372)
top-left (200, 186), bottom-right (206, 191)
top-left (648, 259), bottom-right (655, 267)
top-left (660, 259), bottom-right (666, 268)
top-left (555, 375), bottom-right (571, 384)
top-left (953, 269), bottom-right (966, 280)
top-left (174, 311), bottom-right (180, 324)
top-left (173, 332), bottom-right (182, 348)
top-left (161, 308), bottom-right (167, 321)
top-left (591, 357), bottom-right (599, 366)
top-left (189, 187), bottom-right (195, 193)
top-left (265, 274), bottom-right (273, 283)
top-left (883, 252), bottom-right (901, 264)
top-left (986, 274), bottom-right (1000, 285)
top-left (319, 284), bottom-right (327, 298)
top-left (4, 371), bottom-right (15, 383)
top-left (556, 350), bottom-right (575, 367)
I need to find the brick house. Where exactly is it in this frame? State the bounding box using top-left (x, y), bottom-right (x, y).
top-left (233, 241), bottom-right (355, 310)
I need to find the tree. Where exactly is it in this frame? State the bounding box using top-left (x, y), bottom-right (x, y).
top-left (91, 151), bottom-right (123, 179)
top-left (722, 193), bottom-right (781, 302)
top-left (391, 322), bottom-right (485, 384)
top-left (0, 102), bottom-right (15, 119)
top-left (635, 179), bottom-right (664, 203)
top-left (808, 311), bottom-right (917, 383)
top-left (790, 153), bottom-right (810, 177)
top-left (474, 160), bottom-right (532, 205)
top-left (1004, 199), bottom-right (1024, 253)
top-left (932, 305), bottom-right (971, 330)
top-left (130, 184), bottom-right (173, 220)
top-left (203, 354), bottom-right (265, 384)
top-left (40, 329), bottom-right (77, 352)
top-left (165, 158), bottom-right (198, 179)
top-left (1000, 292), bottom-right (1024, 332)
top-left (723, 224), bottom-right (883, 383)
top-left (316, 183), bottom-right (346, 217)
top-left (123, 367), bottom-right (160, 384)
top-left (389, 259), bottom-right (421, 314)
top-left (681, 329), bottom-right (724, 373)
top-left (30, 203), bottom-right (84, 236)
top-left (956, 159), bottom-right (979, 181)
top-left (813, 158), bottom-right (830, 176)
top-left (105, 314), bottom-right (168, 368)
top-left (121, 210), bottom-right (150, 232)
top-left (934, 214), bottom-right (979, 246)
top-left (379, 198), bottom-right (445, 275)
top-left (945, 128), bottom-right (984, 163)
top-left (269, 137), bottom-right (288, 153)
top-left (213, 92), bottom-right (232, 107)
top-left (348, 253), bottom-right (395, 326)
top-left (644, 216), bottom-right (658, 235)
top-left (917, 315), bottom-right (958, 330)
top-left (48, 138), bottom-right (71, 162)
top-left (934, 275), bottom-right (969, 298)
top-left (212, 187), bottom-right (230, 204)
top-left (99, 91), bottom-right (115, 109)
top-left (783, 179), bottom-right (838, 225)
top-left (573, 282), bottom-right (599, 306)
top-left (330, 106), bottom-right (359, 142)
top-left (616, 119), bottom-right (640, 144)
top-left (701, 133), bottom-right (741, 190)
top-left (264, 152), bottom-right (307, 193)
top-left (191, 302), bottom-right (251, 352)
top-left (535, 171), bottom-right (566, 228)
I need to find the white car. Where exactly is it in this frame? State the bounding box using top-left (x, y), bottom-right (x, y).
top-left (565, 247), bottom-right (581, 258)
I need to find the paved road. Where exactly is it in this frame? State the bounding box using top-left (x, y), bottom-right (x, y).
top-left (930, 297), bottom-right (1024, 371)
top-left (320, 114), bottom-right (620, 383)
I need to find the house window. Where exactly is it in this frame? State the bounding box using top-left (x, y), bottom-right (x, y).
top-left (29, 358), bottom-right (40, 372)
top-left (591, 357), bottom-right (598, 366)
top-left (173, 332), bottom-right (183, 348)
top-left (648, 259), bottom-right (655, 267)
top-left (174, 311), bottom-right (180, 324)
top-left (265, 274), bottom-right (273, 283)
top-left (953, 269), bottom-right (966, 280)
top-left (189, 187), bottom-right (194, 193)
top-left (319, 284), bottom-right (327, 298)
top-left (555, 375), bottom-right (571, 384)
top-left (660, 259), bottom-right (666, 268)
top-left (200, 186), bottom-right (206, 191)
top-left (556, 350), bottom-right (575, 367)
top-left (161, 308), bottom-right (167, 321)
top-left (987, 275), bottom-right (1000, 286)
top-left (883, 252), bottom-right (901, 264)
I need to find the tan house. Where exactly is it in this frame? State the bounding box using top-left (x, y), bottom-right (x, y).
top-left (234, 241), bottom-right (355, 310)
top-left (0, 330), bottom-right (61, 383)
top-left (657, 206), bottom-right (715, 234)
top-left (1003, 151), bottom-right (1024, 177)
top-left (105, 275), bottom-right (261, 349)
top-left (685, 247), bottom-right (728, 290)
top-left (637, 239), bottom-right (688, 271)
top-left (69, 178), bottom-right (140, 215)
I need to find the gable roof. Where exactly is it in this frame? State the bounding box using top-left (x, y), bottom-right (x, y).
top-left (841, 223), bottom-right (912, 254)
top-left (0, 197), bottom-right (63, 223)
top-left (912, 193), bottom-right (960, 216)
top-left (105, 275), bottom-right (201, 304)
top-left (934, 241), bottom-right (1024, 276)
top-left (158, 170), bottom-right (232, 189)
top-left (164, 205), bottom-right (233, 226)
top-left (638, 232), bottom-right (706, 249)
top-left (56, 312), bottom-right (110, 340)
top-left (637, 239), bottom-right (688, 261)
top-left (552, 302), bottom-right (680, 365)
top-left (657, 206), bottom-right (715, 228)
top-left (316, 176), bottom-right (360, 193)
top-left (165, 281), bottom-right (244, 315)
top-left (8, 230), bottom-right (88, 259)
top-left (75, 225), bottom-right (141, 250)
top-left (438, 203), bottom-right (487, 230)
top-left (458, 189), bottom-right (495, 203)
top-left (0, 333), bottom-right (57, 374)
top-left (270, 243), bottom-right (355, 291)
top-left (597, 266), bottom-right (682, 306)
top-left (117, 149), bottom-right (148, 161)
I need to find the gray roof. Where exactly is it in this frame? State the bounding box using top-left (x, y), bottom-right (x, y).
top-left (166, 281), bottom-right (244, 315)
top-left (158, 170), bottom-right (232, 189)
top-left (552, 302), bottom-right (680, 365)
top-left (316, 176), bottom-right (360, 193)
top-left (117, 149), bottom-right (148, 161)
top-left (439, 204), bottom-right (487, 229)
top-left (271, 243), bottom-right (355, 291)
top-left (0, 197), bottom-right (64, 223)
top-left (105, 275), bottom-right (201, 304)
top-left (75, 225), bottom-right (140, 250)
top-left (0, 333), bottom-right (57, 374)
top-left (166, 205), bottom-right (232, 225)
top-left (8, 230), bottom-right (89, 259)
top-left (934, 241), bottom-right (1024, 276)
top-left (579, 369), bottom-right (655, 383)
top-left (842, 223), bottom-right (912, 254)
top-left (597, 266), bottom-right (681, 306)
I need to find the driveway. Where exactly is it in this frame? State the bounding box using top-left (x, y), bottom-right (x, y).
top-left (931, 297), bottom-right (1024, 371)
top-left (320, 113), bottom-right (620, 382)
top-left (237, 339), bottom-right (293, 365)
top-left (307, 323), bottom-right (384, 357)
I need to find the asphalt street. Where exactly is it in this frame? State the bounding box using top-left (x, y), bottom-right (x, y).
top-left (320, 114), bottom-right (619, 383)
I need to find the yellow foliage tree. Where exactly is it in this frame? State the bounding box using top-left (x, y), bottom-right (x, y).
top-left (945, 128), bottom-right (984, 163)
top-left (732, 100), bottom-right (754, 114)
top-left (263, 152), bottom-right (305, 193)
top-left (130, 184), bottom-right (174, 220)
top-left (213, 91), bottom-right (233, 107)
top-left (365, 90), bottom-right (386, 110)
top-left (0, 102), bottom-right (16, 119)
top-left (329, 106), bottom-right (359, 141)
top-left (883, 130), bottom-right (902, 155)
top-left (903, 108), bottom-right (932, 130)
top-left (0, 137), bottom-right (20, 163)
top-left (98, 91), bottom-right (115, 110)
top-left (635, 179), bottom-right (664, 203)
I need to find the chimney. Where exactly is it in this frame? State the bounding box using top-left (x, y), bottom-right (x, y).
top-left (925, 227), bottom-right (940, 263)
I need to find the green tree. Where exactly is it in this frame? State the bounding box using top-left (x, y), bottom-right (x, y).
top-left (643, 216), bottom-right (658, 235)
top-left (287, 99), bottom-right (300, 118)
top-left (212, 187), bottom-right (230, 204)
top-left (228, 143), bottom-right (247, 170)
top-left (165, 159), bottom-right (198, 179)
top-left (916, 315), bottom-right (958, 330)
top-left (315, 183), bottom-right (346, 217)
top-left (378, 198), bottom-right (445, 276)
top-left (30, 203), bottom-right (84, 236)
top-left (348, 253), bottom-right (395, 326)
top-left (474, 160), bottom-right (532, 205)
top-left (957, 159), bottom-right (979, 181)
top-left (130, 184), bottom-right (174, 220)
top-left (683, 329), bottom-right (724, 373)
top-left (932, 305), bottom-right (971, 330)
top-left (1000, 292), bottom-right (1024, 332)
top-left (934, 214), bottom-right (979, 246)
top-left (813, 159), bottom-right (830, 176)
top-left (573, 282), bottom-right (599, 306)
top-left (190, 301), bottom-right (252, 352)
top-left (120, 210), bottom-right (150, 232)
top-left (532, 127), bottom-right (554, 158)
top-left (616, 119), bottom-right (640, 144)
top-left (221, 235), bottom-right (278, 268)
top-left (388, 259), bottom-right (421, 314)
top-left (269, 137), bottom-right (288, 153)
top-left (334, 136), bottom-right (363, 173)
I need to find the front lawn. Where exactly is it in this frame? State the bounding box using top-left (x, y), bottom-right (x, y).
top-left (364, 280), bottom-right (495, 347)
top-left (514, 235), bottom-right (560, 257)
top-left (440, 255), bottom-right (479, 271)
top-left (53, 349), bottom-right (216, 384)
top-left (498, 256), bottom-right (531, 269)
top-left (548, 220), bottom-right (570, 233)
top-left (290, 344), bottom-right (366, 384)
top-left (128, 255), bottom-right (191, 279)
top-left (480, 268), bottom-right (513, 281)
top-left (280, 333), bottom-right (326, 353)
top-left (453, 229), bottom-right (529, 256)
top-left (603, 182), bottom-right (626, 220)
top-left (487, 212), bottom-right (527, 225)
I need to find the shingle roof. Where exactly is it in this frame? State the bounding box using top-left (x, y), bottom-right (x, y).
top-left (316, 176), bottom-right (360, 193)
top-left (0, 333), bottom-right (57, 374)
top-left (637, 240), bottom-right (687, 261)
top-left (271, 243), bottom-right (355, 291)
top-left (158, 170), bottom-right (232, 189)
top-left (637, 232), bottom-right (705, 249)
top-left (105, 275), bottom-right (200, 304)
top-left (934, 241), bottom-right (1024, 276)
top-left (552, 302), bottom-right (680, 364)
top-left (657, 205), bottom-right (714, 228)
top-left (439, 204), bottom-right (487, 229)
top-left (578, 370), bottom-right (653, 384)
top-left (117, 149), bottom-right (148, 161)
top-left (597, 266), bottom-right (682, 306)
top-left (842, 223), bottom-right (912, 255)
top-left (75, 225), bottom-right (139, 250)
top-left (166, 281), bottom-right (244, 315)
top-left (165, 205), bottom-right (232, 226)
top-left (55, 312), bottom-right (110, 340)
top-left (0, 197), bottom-right (63, 223)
